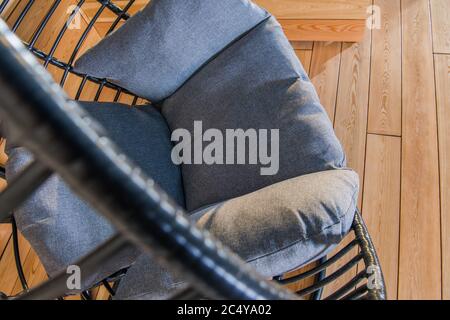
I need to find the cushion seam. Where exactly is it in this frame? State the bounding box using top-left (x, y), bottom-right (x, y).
top-left (159, 14), bottom-right (272, 105)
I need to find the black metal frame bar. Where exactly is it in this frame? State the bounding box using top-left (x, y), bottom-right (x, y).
top-left (11, 217), bottom-right (28, 291)
top-left (0, 0), bottom-right (387, 300)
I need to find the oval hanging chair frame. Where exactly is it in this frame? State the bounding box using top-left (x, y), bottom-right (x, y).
top-left (0, 0), bottom-right (386, 300)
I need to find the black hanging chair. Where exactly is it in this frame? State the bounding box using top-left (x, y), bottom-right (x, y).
top-left (0, 0), bottom-right (386, 300)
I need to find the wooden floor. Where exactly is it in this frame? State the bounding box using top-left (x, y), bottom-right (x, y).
top-left (0, 0), bottom-right (450, 300)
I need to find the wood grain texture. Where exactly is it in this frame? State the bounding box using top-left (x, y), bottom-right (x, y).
top-left (6, 0), bottom-right (103, 77)
top-left (310, 41), bottom-right (342, 122)
top-left (93, 285), bottom-right (112, 300)
top-left (4, 0), bottom-right (27, 28)
top-left (0, 139), bottom-right (7, 166)
top-left (92, 19), bottom-right (367, 43)
top-left (430, 0), bottom-right (450, 54)
top-left (83, 0), bottom-right (368, 42)
top-left (290, 41), bottom-right (313, 50)
top-left (398, 0), bottom-right (441, 300)
top-left (362, 134), bottom-right (401, 299)
top-left (254, 0), bottom-right (370, 20)
top-left (0, 240), bottom-right (18, 295)
top-left (435, 53), bottom-right (450, 300)
top-left (11, 247), bottom-right (47, 296)
top-left (4, 0), bottom-right (113, 103)
top-left (0, 139), bottom-right (10, 271)
top-left (368, 0), bottom-right (402, 136)
top-left (0, 0), bottom-right (20, 19)
top-left (321, 234), bottom-right (359, 298)
top-left (280, 19), bottom-right (366, 42)
top-left (0, 224), bottom-right (11, 270)
top-left (295, 49), bottom-right (312, 74)
top-left (283, 262), bottom-right (320, 298)
top-left (323, 29), bottom-right (372, 296)
top-left (334, 32), bottom-right (372, 206)
top-left (0, 230), bottom-right (31, 296)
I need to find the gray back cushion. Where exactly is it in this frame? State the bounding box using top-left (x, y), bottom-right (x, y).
top-left (74, 0), bottom-right (269, 102)
top-left (76, 2), bottom-right (346, 211)
top-left (162, 17), bottom-right (346, 210)
top-left (115, 169), bottom-right (359, 300)
top-left (5, 102), bottom-right (184, 289)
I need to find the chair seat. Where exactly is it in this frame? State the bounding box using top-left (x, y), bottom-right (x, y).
top-left (114, 169), bottom-right (358, 300)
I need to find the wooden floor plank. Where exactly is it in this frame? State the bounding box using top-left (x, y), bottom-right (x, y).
top-left (4, 0), bottom-right (28, 29)
top-left (334, 34), bottom-right (372, 206)
top-left (290, 41), bottom-right (313, 50)
top-left (11, 241), bottom-right (47, 295)
top-left (33, 0), bottom-right (98, 62)
top-left (280, 19), bottom-right (366, 42)
top-left (0, 140), bottom-right (11, 287)
top-left (0, 229), bottom-right (31, 296)
top-left (0, 240), bottom-right (17, 296)
top-left (398, 0), bottom-right (441, 300)
top-left (310, 41), bottom-right (342, 122)
top-left (434, 53), bottom-right (450, 299)
top-left (12, 0), bottom-right (55, 43)
top-left (295, 49), bottom-right (312, 74)
top-left (324, 29), bottom-right (372, 296)
top-left (0, 0), bottom-right (20, 19)
top-left (25, 253), bottom-right (48, 289)
top-left (430, 0), bottom-right (450, 54)
top-left (0, 139), bottom-right (7, 165)
top-left (254, 0), bottom-right (371, 20)
top-left (362, 134), bottom-right (401, 299)
top-left (368, 0), bottom-right (402, 136)
top-left (0, 224), bottom-right (11, 268)
top-left (321, 233), bottom-right (360, 298)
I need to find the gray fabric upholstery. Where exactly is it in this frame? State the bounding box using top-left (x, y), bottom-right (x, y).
top-left (74, 0), bottom-right (269, 102)
top-left (114, 169), bottom-right (359, 300)
top-left (6, 0), bottom-right (356, 299)
top-left (162, 17), bottom-right (346, 211)
top-left (5, 102), bottom-right (184, 290)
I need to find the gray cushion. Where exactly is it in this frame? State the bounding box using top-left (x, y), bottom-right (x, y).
top-left (163, 17), bottom-right (346, 211)
top-left (114, 169), bottom-right (359, 300)
top-left (74, 0), bottom-right (269, 102)
top-left (5, 102), bottom-right (184, 289)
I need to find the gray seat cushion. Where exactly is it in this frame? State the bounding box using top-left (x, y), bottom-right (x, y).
top-left (74, 0), bottom-right (269, 102)
top-left (114, 169), bottom-right (359, 300)
top-left (4, 102), bottom-right (184, 289)
top-left (162, 17), bottom-right (346, 210)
